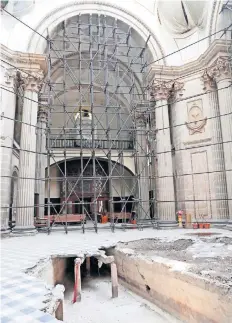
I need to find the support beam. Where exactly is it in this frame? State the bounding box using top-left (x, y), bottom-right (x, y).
top-left (111, 262), bottom-right (119, 298)
top-left (73, 258), bottom-right (82, 303)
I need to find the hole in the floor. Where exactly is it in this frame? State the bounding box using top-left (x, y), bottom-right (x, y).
top-left (81, 257), bottom-right (110, 280)
top-left (145, 284), bottom-right (151, 292)
top-left (56, 256), bottom-right (111, 295)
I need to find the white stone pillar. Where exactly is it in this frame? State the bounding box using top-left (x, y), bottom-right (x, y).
top-left (202, 70), bottom-right (229, 223)
top-left (208, 57), bottom-right (232, 226)
top-left (14, 72), bottom-right (43, 234)
top-left (150, 80), bottom-right (176, 227)
top-left (135, 109), bottom-right (150, 219)
top-left (0, 69), bottom-right (16, 232)
top-left (35, 95), bottom-right (48, 219)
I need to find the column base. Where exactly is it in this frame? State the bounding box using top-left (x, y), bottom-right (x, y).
top-left (158, 221), bottom-right (178, 229)
top-left (12, 225), bottom-right (37, 236)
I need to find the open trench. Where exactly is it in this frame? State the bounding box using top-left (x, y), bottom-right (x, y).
top-left (29, 236), bottom-right (232, 323)
top-left (54, 255), bottom-right (180, 323)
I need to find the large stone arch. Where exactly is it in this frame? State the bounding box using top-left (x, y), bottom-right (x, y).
top-left (6, 1), bottom-right (165, 63)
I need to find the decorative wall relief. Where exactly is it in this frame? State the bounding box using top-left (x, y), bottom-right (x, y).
top-left (186, 99), bottom-right (207, 135)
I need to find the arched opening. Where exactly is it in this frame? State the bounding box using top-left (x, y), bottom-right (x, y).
top-left (41, 12), bottom-right (155, 230)
top-left (45, 158), bottom-right (136, 222)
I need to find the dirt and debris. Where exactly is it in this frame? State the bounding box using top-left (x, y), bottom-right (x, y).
top-left (119, 236), bottom-right (232, 292)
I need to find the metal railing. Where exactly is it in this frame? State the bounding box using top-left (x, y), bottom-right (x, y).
top-left (48, 138), bottom-right (134, 150)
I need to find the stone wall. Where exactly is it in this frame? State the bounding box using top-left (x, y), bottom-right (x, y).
top-left (112, 248), bottom-right (232, 323)
top-left (52, 257), bottom-right (67, 285)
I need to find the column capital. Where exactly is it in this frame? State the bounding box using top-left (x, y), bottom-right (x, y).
top-left (134, 112), bottom-right (148, 128)
top-left (208, 56), bottom-right (231, 82)
top-left (2, 69), bottom-right (18, 88)
top-left (37, 94), bottom-right (52, 122)
top-left (150, 80), bottom-right (173, 101)
top-left (201, 70), bottom-right (217, 92)
top-left (37, 106), bottom-right (48, 123)
top-left (21, 70), bottom-right (44, 93)
top-left (170, 81), bottom-right (185, 99)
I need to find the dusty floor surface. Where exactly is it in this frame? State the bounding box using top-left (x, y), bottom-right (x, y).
top-left (1, 228), bottom-right (232, 323)
top-left (120, 234), bottom-right (232, 290)
top-left (64, 276), bottom-right (182, 323)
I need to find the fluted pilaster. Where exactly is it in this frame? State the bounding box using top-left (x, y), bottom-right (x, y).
top-left (0, 69), bottom-right (17, 232)
top-left (201, 70), bottom-right (229, 223)
top-left (208, 57), bottom-right (232, 224)
top-left (14, 71), bottom-right (43, 234)
top-left (150, 80), bottom-right (179, 227)
top-left (134, 107), bottom-right (150, 219)
top-left (35, 95), bottom-right (49, 219)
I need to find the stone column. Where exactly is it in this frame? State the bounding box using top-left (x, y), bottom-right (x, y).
top-left (150, 80), bottom-right (176, 227)
top-left (208, 57), bottom-right (232, 226)
top-left (14, 72), bottom-right (43, 234)
top-left (0, 69), bottom-right (16, 232)
top-left (202, 70), bottom-right (229, 223)
top-left (35, 95), bottom-right (48, 219)
top-left (149, 107), bottom-right (156, 219)
top-left (135, 107), bottom-right (150, 219)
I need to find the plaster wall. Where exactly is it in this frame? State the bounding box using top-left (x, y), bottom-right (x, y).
top-left (112, 248), bottom-right (232, 323)
top-left (111, 167), bottom-right (135, 197)
top-left (31, 257), bottom-right (67, 287)
top-left (45, 165), bottom-right (61, 198)
top-left (172, 75), bottom-right (227, 222)
top-left (52, 257), bottom-right (67, 286)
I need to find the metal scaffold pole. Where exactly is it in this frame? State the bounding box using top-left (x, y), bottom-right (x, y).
top-left (44, 14), bottom-right (154, 233)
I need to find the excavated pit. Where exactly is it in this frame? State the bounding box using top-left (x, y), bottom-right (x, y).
top-left (26, 236), bottom-right (232, 323)
top-left (112, 236), bottom-right (232, 323)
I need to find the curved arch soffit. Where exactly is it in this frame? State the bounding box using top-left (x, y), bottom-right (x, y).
top-left (53, 85), bottom-right (132, 114)
top-left (49, 156), bottom-right (135, 177)
top-left (27, 1), bottom-right (165, 65)
top-left (42, 51), bottom-right (145, 102)
top-left (207, 0), bottom-right (223, 45)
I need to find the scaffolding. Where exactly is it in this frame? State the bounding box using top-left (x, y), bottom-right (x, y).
top-left (44, 14), bottom-right (155, 233)
top-left (1, 7), bottom-right (232, 235)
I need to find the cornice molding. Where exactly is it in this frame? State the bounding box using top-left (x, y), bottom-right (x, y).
top-left (148, 39), bottom-right (231, 82)
top-left (1, 44), bottom-right (47, 74)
